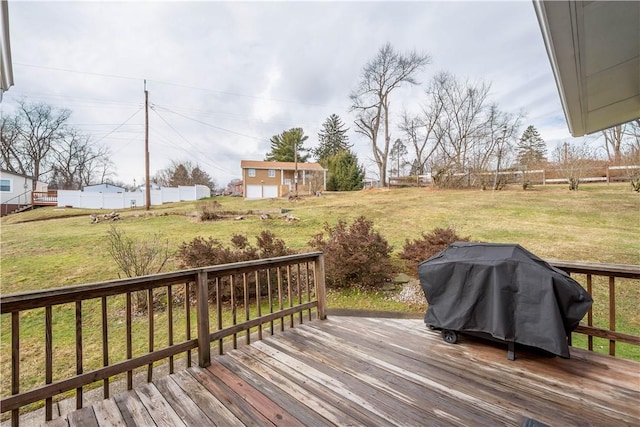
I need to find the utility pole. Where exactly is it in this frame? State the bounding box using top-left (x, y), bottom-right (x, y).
top-left (294, 139), bottom-right (298, 197)
top-left (144, 80), bottom-right (150, 210)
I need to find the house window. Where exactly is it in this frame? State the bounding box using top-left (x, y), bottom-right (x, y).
top-left (248, 169), bottom-right (256, 177)
top-left (268, 169), bottom-right (275, 178)
top-left (0, 179), bottom-right (11, 192)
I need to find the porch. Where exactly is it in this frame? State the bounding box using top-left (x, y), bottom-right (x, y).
top-left (1, 253), bottom-right (639, 426)
top-left (45, 316), bottom-right (640, 426)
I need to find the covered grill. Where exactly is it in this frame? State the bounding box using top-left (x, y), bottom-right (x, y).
top-left (418, 242), bottom-right (592, 359)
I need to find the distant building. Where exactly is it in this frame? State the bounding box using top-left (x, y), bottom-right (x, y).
top-left (240, 160), bottom-right (326, 199)
top-left (225, 179), bottom-right (243, 197)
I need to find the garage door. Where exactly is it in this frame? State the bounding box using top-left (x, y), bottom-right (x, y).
top-left (246, 185), bottom-right (278, 199)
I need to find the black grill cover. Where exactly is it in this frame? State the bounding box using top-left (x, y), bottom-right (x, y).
top-left (418, 242), bottom-right (593, 358)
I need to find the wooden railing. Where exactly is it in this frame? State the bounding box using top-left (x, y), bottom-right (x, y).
top-left (31, 191), bottom-right (57, 206)
top-left (0, 252), bottom-right (326, 426)
top-left (548, 260), bottom-right (640, 355)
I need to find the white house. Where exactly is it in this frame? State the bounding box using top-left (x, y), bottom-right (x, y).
top-left (0, 170), bottom-right (48, 216)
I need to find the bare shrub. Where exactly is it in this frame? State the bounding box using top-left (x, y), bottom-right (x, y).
top-left (198, 200), bottom-right (222, 221)
top-left (399, 227), bottom-right (470, 276)
top-left (106, 226), bottom-right (171, 312)
top-left (308, 216), bottom-right (394, 289)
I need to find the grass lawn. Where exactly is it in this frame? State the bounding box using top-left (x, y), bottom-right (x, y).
top-left (1, 183), bottom-right (639, 393)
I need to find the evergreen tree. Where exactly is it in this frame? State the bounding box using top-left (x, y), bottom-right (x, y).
top-left (389, 138), bottom-right (408, 176)
top-left (327, 150), bottom-right (365, 191)
top-left (314, 114), bottom-right (351, 167)
top-left (265, 128), bottom-right (309, 162)
top-left (191, 166), bottom-right (215, 189)
top-left (169, 163), bottom-right (190, 186)
top-left (516, 125), bottom-right (547, 168)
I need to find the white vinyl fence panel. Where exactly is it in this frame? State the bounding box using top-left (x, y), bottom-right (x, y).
top-left (57, 185), bottom-right (210, 209)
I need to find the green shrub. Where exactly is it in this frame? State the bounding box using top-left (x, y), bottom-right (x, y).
top-left (399, 227), bottom-right (470, 276)
top-left (309, 216), bottom-right (394, 289)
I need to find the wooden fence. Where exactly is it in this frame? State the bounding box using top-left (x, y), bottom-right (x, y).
top-left (0, 252), bottom-right (326, 426)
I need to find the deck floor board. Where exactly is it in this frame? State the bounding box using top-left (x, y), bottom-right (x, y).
top-left (43, 317), bottom-right (640, 427)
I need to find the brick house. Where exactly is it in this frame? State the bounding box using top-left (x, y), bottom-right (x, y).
top-left (240, 160), bottom-right (326, 199)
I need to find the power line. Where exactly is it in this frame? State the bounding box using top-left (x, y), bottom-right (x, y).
top-left (152, 104), bottom-right (267, 142)
top-left (150, 107), bottom-right (237, 175)
top-left (93, 107), bottom-right (143, 145)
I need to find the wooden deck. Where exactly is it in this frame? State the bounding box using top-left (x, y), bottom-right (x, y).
top-left (45, 317), bottom-right (639, 427)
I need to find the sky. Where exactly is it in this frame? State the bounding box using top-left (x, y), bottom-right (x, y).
top-left (2, 0), bottom-right (590, 188)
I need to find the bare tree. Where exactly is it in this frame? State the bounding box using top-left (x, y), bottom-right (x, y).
top-left (12, 100), bottom-right (71, 188)
top-left (49, 129), bottom-right (112, 189)
top-left (350, 43), bottom-right (430, 186)
top-left (429, 73), bottom-right (492, 187)
top-left (1, 115), bottom-right (25, 174)
top-left (602, 124), bottom-right (624, 164)
top-left (553, 141), bottom-right (596, 191)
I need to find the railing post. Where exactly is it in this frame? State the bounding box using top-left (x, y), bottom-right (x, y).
top-left (196, 271), bottom-right (211, 367)
top-left (315, 254), bottom-right (327, 320)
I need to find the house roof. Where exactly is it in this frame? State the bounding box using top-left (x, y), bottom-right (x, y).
top-left (534, 1), bottom-right (640, 136)
top-left (0, 169), bottom-right (34, 180)
top-left (241, 160), bottom-right (325, 171)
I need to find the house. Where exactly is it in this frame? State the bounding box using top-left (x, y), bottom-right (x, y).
top-left (225, 178), bottom-right (243, 197)
top-left (83, 183), bottom-right (126, 193)
top-left (0, 169), bottom-right (49, 216)
top-left (240, 160), bottom-right (326, 199)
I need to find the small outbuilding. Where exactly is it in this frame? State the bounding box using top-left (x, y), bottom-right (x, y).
top-left (83, 183), bottom-right (126, 193)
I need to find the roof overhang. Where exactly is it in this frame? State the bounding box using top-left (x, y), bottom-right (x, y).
top-left (0, 0), bottom-right (14, 98)
top-left (533, 1), bottom-right (640, 136)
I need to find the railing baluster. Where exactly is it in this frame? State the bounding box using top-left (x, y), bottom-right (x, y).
top-left (306, 261), bottom-right (312, 321)
top-left (587, 274), bottom-right (593, 351)
top-left (216, 277), bottom-right (223, 355)
top-left (101, 297), bottom-right (109, 399)
top-left (231, 274), bottom-right (237, 349)
top-left (287, 265), bottom-right (294, 328)
top-left (11, 312), bottom-right (19, 427)
top-left (267, 268), bottom-right (274, 335)
top-left (185, 282), bottom-right (191, 368)
top-left (255, 271), bottom-right (262, 341)
top-left (167, 285), bottom-right (174, 374)
top-left (148, 288), bottom-right (154, 382)
top-left (45, 306), bottom-right (53, 420)
top-left (126, 292), bottom-right (132, 390)
top-left (75, 301), bottom-right (83, 409)
top-left (609, 276), bottom-right (616, 356)
top-left (277, 267), bottom-right (284, 332)
top-left (196, 271), bottom-right (211, 367)
top-left (297, 263), bottom-right (303, 324)
top-left (244, 273), bottom-right (250, 345)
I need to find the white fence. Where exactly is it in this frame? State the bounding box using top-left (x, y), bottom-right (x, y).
top-left (57, 185), bottom-right (211, 209)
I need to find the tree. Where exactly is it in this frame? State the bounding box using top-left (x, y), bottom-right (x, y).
top-left (314, 114), bottom-right (351, 167)
top-left (389, 138), bottom-right (408, 177)
top-left (350, 43), bottom-right (431, 186)
top-left (553, 141), bottom-right (596, 191)
top-left (48, 129), bottom-right (111, 190)
top-left (6, 100), bottom-right (71, 188)
top-left (265, 128), bottom-right (309, 163)
top-left (326, 150), bottom-right (365, 191)
top-left (429, 73), bottom-right (492, 187)
top-left (516, 125), bottom-right (547, 168)
top-left (157, 160), bottom-right (216, 188)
